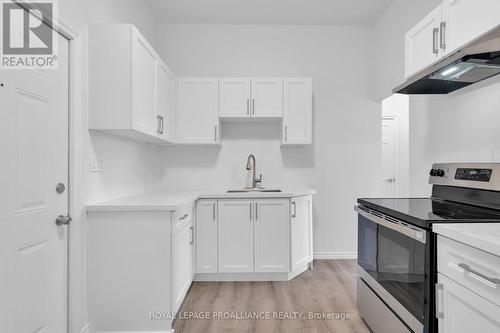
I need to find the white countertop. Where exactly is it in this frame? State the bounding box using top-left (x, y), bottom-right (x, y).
top-left (433, 223), bottom-right (500, 257)
top-left (86, 189), bottom-right (316, 212)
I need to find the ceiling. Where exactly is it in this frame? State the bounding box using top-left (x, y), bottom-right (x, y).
top-left (146, 0), bottom-right (395, 25)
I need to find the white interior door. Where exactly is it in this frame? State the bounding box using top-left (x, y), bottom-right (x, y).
top-left (0, 33), bottom-right (69, 333)
top-left (381, 117), bottom-right (397, 197)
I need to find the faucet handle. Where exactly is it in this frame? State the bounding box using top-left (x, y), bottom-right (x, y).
top-left (255, 174), bottom-right (263, 187)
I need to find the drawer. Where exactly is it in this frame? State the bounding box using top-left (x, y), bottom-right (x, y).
top-left (438, 235), bottom-right (500, 306)
top-left (172, 202), bottom-right (195, 236)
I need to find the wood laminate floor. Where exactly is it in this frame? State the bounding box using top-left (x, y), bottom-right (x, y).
top-left (173, 260), bottom-right (370, 333)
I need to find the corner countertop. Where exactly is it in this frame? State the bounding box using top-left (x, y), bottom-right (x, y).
top-left (86, 189), bottom-right (316, 212)
top-left (433, 223), bottom-right (500, 257)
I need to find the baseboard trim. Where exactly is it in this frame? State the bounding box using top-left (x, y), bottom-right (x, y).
top-left (95, 331), bottom-right (172, 333)
top-left (81, 323), bottom-right (92, 333)
top-left (314, 252), bottom-right (357, 259)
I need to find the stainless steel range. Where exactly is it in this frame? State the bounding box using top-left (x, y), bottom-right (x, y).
top-left (355, 163), bottom-right (500, 333)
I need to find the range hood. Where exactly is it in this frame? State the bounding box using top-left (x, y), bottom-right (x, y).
top-left (394, 28), bottom-right (500, 94)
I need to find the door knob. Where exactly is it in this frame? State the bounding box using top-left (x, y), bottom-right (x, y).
top-left (55, 215), bottom-right (72, 226)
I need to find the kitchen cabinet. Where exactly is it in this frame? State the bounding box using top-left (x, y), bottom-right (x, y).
top-left (174, 78), bottom-right (220, 144)
top-left (196, 200), bottom-right (218, 273)
top-left (254, 199), bottom-right (290, 273)
top-left (219, 78), bottom-right (282, 118)
top-left (88, 24), bottom-right (174, 143)
top-left (441, 0), bottom-right (500, 57)
top-left (291, 195), bottom-right (313, 271)
top-left (282, 78), bottom-right (312, 145)
top-left (218, 200), bottom-right (254, 273)
top-left (405, 5), bottom-right (443, 78)
top-left (405, 0), bottom-right (500, 78)
top-left (437, 273), bottom-right (500, 333)
top-left (436, 235), bottom-right (500, 333)
top-left (172, 221), bottom-right (194, 315)
top-left (156, 61), bottom-right (174, 141)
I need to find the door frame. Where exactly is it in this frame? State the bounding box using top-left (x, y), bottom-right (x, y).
top-left (381, 115), bottom-right (399, 197)
top-left (13, 1), bottom-right (85, 332)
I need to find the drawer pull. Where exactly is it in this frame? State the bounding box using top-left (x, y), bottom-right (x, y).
top-left (458, 263), bottom-right (500, 286)
top-left (179, 213), bottom-right (189, 221)
top-left (435, 283), bottom-right (444, 319)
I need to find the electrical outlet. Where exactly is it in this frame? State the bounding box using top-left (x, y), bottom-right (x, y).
top-left (90, 155), bottom-right (104, 172)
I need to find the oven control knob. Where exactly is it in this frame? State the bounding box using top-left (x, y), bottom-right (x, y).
top-left (436, 169), bottom-right (445, 177)
top-left (430, 169), bottom-right (437, 176)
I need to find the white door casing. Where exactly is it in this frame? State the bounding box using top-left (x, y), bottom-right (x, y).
top-left (381, 117), bottom-right (397, 197)
top-left (0, 34), bottom-right (69, 333)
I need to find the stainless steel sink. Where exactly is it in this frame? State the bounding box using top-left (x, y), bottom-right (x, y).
top-left (227, 189), bottom-right (282, 193)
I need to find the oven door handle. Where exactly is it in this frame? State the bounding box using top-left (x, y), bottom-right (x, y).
top-left (354, 205), bottom-right (427, 244)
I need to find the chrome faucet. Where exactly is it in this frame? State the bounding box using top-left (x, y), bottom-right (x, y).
top-left (245, 154), bottom-right (262, 189)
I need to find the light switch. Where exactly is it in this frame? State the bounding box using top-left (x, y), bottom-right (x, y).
top-left (90, 155), bottom-right (104, 172)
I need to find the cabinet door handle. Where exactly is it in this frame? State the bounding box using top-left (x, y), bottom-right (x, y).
top-left (247, 98), bottom-right (250, 115)
top-left (249, 202), bottom-right (252, 220)
top-left (214, 125), bottom-right (218, 142)
top-left (212, 202), bottom-right (216, 220)
top-left (160, 116), bottom-right (164, 135)
top-left (432, 27), bottom-right (439, 55)
top-left (458, 263), bottom-right (500, 286)
top-left (435, 283), bottom-right (444, 319)
top-left (292, 201), bottom-right (297, 218)
top-left (252, 99), bottom-right (255, 115)
top-left (284, 126), bottom-right (288, 142)
top-left (156, 115), bottom-right (161, 135)
top-left (440, 21), bottom-right (447, 50)
top-left (190, 226), bottom-right (194, 245)
top-left (255, 202), bottom-right (258, 220)
top-left (179, 213), bottom-right (189, 221)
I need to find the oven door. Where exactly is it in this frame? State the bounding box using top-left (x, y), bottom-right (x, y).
top-left (356, 205), bottom-right (426, 333)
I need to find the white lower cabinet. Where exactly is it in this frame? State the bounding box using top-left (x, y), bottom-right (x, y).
top-left (254, 199), bottom-right (290, 273)
top-left (218, 200), bottom-right (254, 273)
top-left (437, 273), bottom-right (500, 333)
top-left (437, 235), bottom-right (500, 333)
top-left (196, 196), bottom-right (313, 277)
top-left (172, 221), bottom-right (194, 315)
top-left (196, 200), bottom-right (218, 273)
top-left (291, 195), bottom-right (313, 271)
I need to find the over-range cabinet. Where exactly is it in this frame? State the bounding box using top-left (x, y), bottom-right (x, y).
top-left (356, 163), bottom-right (500, 333)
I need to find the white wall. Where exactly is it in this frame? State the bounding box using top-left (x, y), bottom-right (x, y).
top-left (57, 1), bottom-right (159, 332)
top-left (156, 24), bottom-right (382, 258)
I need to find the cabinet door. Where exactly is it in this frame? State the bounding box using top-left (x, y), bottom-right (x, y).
top-left (282, 78), bottom-right (312, 145)
top-left (218, 200), bottom-right (254, 273)
top-left (291, 196), bottom-right (313, 271)
top-left (172, 223), bottom-right (194, 315)
top-left (442, 0), bottom-right (500, 56)
top-left (196, 200), bottom-right (218, 273)
top-left (175, 78), bottom-right (219, 144)
top-left (219, 78), bottom-right (251, 117)
top-left (157, 61), bottom-right (174, 141)
top-left (254, 199), bottom-right (290, 273)
top-left (251, 78), bottom-right (283, 117)
top-left (437, 273), bottom-right (500, 333)
top-left (131, 28), bottom-right (157, 136)
top-left (405, 5), bottom-right (442, 78)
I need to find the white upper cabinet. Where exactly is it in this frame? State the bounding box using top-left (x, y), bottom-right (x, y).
top-left (174, 78), bottom-right (220, 144)
top-left (251, 78), bottom-right (283, 118)
top-left (88, 24), bottom-right (174, 143)
top-left (219, 78), bottom-right (252, 117)
top-left (219, 78), bottom-right (283, 118)
top-left (282, 78), bottom-right (312, 145)
top-left (441, 0), bottom-right (500, 56)
top-left (405, 6), bottom-right (442, 78)
top-left (405, 0), bottom-right (500, 78)
top-left (157, 61), bottom-right (174, 141)
top-left (253, 199), bottom-right (290, 273)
